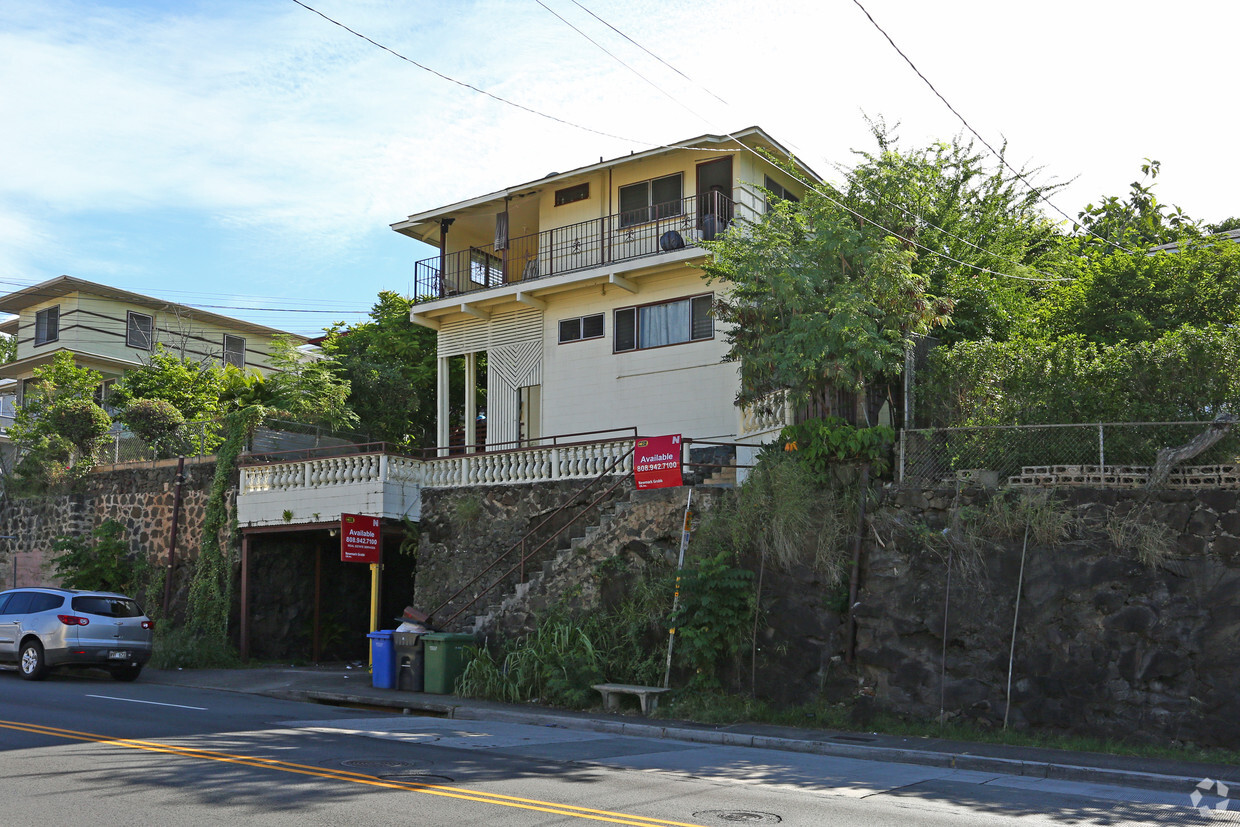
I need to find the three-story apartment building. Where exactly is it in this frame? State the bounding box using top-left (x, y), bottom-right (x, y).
top-left (393, 127), bottom-right (820, 452)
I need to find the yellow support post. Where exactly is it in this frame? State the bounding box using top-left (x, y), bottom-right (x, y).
top-left (368, 562), bottom-right (381, 667)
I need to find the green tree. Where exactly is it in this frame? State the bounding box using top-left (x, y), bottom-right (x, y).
top-left (1031, 241), bottom-right (1240, 345)
top-left (702, 184), bottom-right (951, 426)
top-left (841, 120), bottom-right (1074, 344)
top-left (1075, 159), bottom-right (1201, 252)
top-left (51, 520), bottom-right (151, 596)
top-left (264, 335), bottom-right (358, 431)
top-left (9, 352), bottom-right (112, 478)
top-left (323, 292), bottom-right (448, 447)
top-left (110, 345), bottom-right (224, 423)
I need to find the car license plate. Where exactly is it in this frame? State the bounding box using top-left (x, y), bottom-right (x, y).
top-left (108, 650), bottom-right (131, 660)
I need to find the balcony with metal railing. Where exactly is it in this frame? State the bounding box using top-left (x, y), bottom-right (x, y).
top-left (412, 190), bottom-right (737, 303)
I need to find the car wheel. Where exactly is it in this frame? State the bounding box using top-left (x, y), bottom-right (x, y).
top-left (19, 640), bottom-right (47, 681)
top-left (110, 664), bottom-right (143, 682)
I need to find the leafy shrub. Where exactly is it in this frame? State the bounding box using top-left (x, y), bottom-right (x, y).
top-left (148, 625), bottom-right (242, 669)
top-left (51, 520), bottom-right (151, 597)
top-left (779, 416), bottom-right (895, 477)
top-left (668, 550), bottom-right (754, 687)
top-left (46, 398), bottom-right (112, 457)
top-left (120, 397), bottom-right (187, 457)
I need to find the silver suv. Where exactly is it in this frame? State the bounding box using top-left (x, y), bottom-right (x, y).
top-left (0, 587), bottom-right (154, 681)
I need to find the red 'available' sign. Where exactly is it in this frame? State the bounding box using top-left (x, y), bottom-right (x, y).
top-left (634, 434), bottom-right (683, 490)
top-left (340, 513), bottom-right (381, 563)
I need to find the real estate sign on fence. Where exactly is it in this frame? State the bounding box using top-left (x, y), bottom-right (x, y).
top-left (634, 434), bottom-right (683, 490)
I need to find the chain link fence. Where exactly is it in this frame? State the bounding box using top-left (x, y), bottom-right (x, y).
top-left (899, 422), bottom-right (1240, 487)
top-left (94, 418), bottom-right (372, 466)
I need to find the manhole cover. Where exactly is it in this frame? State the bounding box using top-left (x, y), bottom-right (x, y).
top-left (378, 773), bottom-right (455, 784)
top-left (692, 811), bottom-right (781, 824)
top-left (340, 759), bottom-right (423, 770)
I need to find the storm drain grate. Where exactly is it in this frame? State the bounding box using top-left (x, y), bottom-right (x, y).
top-left (829, 735), bottom-right (877, 743)
top-left (692, 811), bottom-right (781, 824)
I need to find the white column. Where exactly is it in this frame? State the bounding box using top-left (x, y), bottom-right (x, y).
top-left (465, 352), bottom-right (477, 453)
top-left (437, 356), bottom-right (450, 457)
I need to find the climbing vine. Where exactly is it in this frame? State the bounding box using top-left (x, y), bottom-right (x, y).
top-left (184, 407), bottom-right (262, 643)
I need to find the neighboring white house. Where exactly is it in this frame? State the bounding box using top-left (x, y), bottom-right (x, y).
top-left (0, 275), bottom-right (305, 412)
top-left (392, 127), bottom-right (821, 453)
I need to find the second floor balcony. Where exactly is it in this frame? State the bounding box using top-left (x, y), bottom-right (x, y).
top-left (413, 190), bottom-right (739, 304)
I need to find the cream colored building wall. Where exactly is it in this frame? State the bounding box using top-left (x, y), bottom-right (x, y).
top-left (538, 265), bottom-right (740, 441)
top-left (14, 290), bottom-right (281, 376)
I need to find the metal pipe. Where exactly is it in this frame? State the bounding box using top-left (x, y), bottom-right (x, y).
top-left (162, 456), bottom-right (186, 617)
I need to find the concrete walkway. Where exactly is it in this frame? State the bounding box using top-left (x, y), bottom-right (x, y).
top-left (143, 664), bottom-right (1238, 797)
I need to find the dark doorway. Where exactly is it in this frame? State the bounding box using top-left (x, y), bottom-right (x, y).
top-left (696, 156), bottom-right (733, 231)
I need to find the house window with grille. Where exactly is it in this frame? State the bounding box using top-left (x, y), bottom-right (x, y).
top-left (558, 313), bottom-right (604, 344)
top-left (618, 173), bottom-right (683, 227)
top-left (614, 293), bottom-right (713, 352)
top-left (223, 334), bottom-right (246, 368)
top-left (127, 311), bottom-right (154, 350)
top-left (35, 306), bottom-right (59, 345)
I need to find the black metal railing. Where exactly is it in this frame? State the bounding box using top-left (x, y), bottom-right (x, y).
top-left (413, 190), bottom-right (734, 302)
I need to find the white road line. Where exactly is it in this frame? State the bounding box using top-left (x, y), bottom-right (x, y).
top-left (85, 694), bottom-right (206, 711)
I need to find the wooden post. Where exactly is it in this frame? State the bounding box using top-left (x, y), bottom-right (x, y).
top-left (162, 456), bottom-right (186, 617)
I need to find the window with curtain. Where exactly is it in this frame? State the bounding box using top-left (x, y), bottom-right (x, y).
top-left (614, 293), bottom-right (713, 352)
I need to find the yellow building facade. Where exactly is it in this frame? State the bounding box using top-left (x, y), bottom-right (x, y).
top-left (393, 127), bottom-right (819, 452)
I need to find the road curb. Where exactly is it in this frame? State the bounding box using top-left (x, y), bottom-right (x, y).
top-left (284, 688), bottom-right (1223, 795)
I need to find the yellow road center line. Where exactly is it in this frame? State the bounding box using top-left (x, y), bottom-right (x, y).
top-left (0, 718), bottom-right (708, 827)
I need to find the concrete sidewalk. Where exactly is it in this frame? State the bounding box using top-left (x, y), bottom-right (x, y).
top-left (144, 664), bottom-right (1238, 796)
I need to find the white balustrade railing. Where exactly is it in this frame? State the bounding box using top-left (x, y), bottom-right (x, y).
top-left (240, 439), bottom-right (635, 495)
top-left (739, 391), bottom-right (791, 436)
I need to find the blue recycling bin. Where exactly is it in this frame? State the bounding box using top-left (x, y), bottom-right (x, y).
top-left (367, 630), bottom-right (396, 689)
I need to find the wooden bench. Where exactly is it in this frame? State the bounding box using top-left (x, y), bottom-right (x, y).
top-left (592, 683), bottom-right (672, 716)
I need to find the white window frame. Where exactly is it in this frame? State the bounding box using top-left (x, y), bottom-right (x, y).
top-left (34, 306), bottom-right (59, 346)
top-left (223, 334), bottom-right (246, 369)
top-left (613, 293), bottom-right (713, 353)
top-left (126, 311), bottom-right (154, 350)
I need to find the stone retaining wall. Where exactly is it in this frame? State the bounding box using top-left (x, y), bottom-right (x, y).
top-left (857, 485), bottom-right (1240, 747)
top-left (1, 458), bottom-right (229, 612)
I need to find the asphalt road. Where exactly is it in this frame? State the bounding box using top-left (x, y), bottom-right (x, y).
top-left (0, 667), bottom-right (1219, 826)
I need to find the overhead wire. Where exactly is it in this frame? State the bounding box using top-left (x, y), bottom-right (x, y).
top-left (534, 0), bottom-right (710, 122)
top-left (534, 1), bottom-right (1072, 283)
top-left (847, 0), bottom-right (1134, 256)
top-left (288, 0), bottom-right (736, 156)
top-left (569, 0), bottom-right (728, 106)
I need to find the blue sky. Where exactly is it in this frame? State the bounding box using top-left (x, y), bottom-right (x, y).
top-left (2, 0), bottom-right (1237, 337)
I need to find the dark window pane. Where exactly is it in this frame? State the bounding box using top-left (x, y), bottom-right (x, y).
top-left (127, 312), bottom-right (153, 349)
top-left (581, 313), bottom-right (604, 339)
top-left (691, 295), bottom-right (714, 340)
top-left (555, 183), bottom-right (589, 206)
top-left (4, 592), bottom-right (33, 614)
top-left (72, 596), bottom-right (143, 618)
top-left (0, 594), bottom-right (11, 614)
top-left (35, 307), bottom-right (59, 345)
top-left (29, 593), bottom-right (64, 613)
top-left (224, 335), bottom-right (246, 368)
top-left (614, 308), bottom-right (637, 352)
top-left (619, 182), bottom-right (649, 227)
top-left (559, 318), bottom-right (581, 343)
top-left (651, 174), bottom-right (682, 218)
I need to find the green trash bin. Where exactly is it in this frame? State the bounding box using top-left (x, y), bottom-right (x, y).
top-left (422, 632), bottom-right (476, 695)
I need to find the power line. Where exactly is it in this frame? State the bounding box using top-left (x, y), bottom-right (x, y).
top-left (533, 0), bottom-right (709, 123)
top-left (291, 0), bottom-right (641, 144)
top-left (288, 0), bottom-right (737, 157)
top-left (538, 3), bottom-right (1071, 283)
top-left (848, 0), bottom-right (1134, 255)
top-left (569, 0), bottom-right (728, 106)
